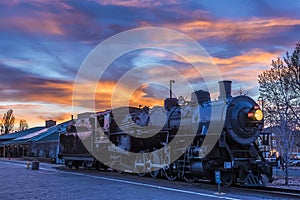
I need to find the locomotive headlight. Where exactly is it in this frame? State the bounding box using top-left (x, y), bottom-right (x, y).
top-left (247, 109), bottom-right (263, 121)
top-left (254, 109), bottom-right (263, 121)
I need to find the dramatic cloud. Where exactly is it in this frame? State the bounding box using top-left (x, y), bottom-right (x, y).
top-left (0, 0), bottom-right (299, 127)
top-left (176, 18), bottom-right (300, 42)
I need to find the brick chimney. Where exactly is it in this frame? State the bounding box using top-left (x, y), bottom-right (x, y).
top-left (45, 120), bottom-right (56, 128)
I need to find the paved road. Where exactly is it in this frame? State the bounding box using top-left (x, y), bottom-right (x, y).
top-left (0, 159), bottom-right (298, 200)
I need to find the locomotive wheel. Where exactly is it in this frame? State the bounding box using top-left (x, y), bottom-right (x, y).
top-left (95, 161), bottom-right (109, 171)
top-left (95, 161), bottom-right (102, 171)
top-left (149, 151), bottom-right (161, 178)
top-left (164, 164), bottom-right (178, 181)
top-left (84, 161), bottom-right (93, 168)
top-left (221, 170), bottom-right (235, 187)
top-left (183, 174), bottom-right (197, 183)
top-left (74, 161), bottom-right (80, 169)
top-left (65, 160), bottom-right (72, 169)
top-left (134, 151), bottom-right (147, 177)
top-left (163, 155), bottom-right (178, 181)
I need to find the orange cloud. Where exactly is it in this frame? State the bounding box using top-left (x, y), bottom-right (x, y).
top-left (95, 0), bottom-right (180, 8)
top-left (169, 49), bottom-right (280, 81)
top-left (94, 81), bottom-right (164, 111)
top-left (212, 49), bottom-right (281, 70)
top-left (36, 112), bottom-right (72, 123)
top-left (24, 81), bottom-right (73, 105)
top-left (0, 14), bottom-right (64, 36)
top-left (95, 81), bottom-right (116, 109)
top-left (0, 3), bottom-right (91, 37)
top-left (0, 103), bottom-right (73, 129)
top-left (128, 84), bottom-right (164, 107)
top-left (157, 17), bottom-right (300, 41)
top-left (209, 49), bottom-right (282, 95)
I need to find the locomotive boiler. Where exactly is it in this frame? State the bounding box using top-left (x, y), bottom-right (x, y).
top-left (58, 80), bottom-right (273, 187)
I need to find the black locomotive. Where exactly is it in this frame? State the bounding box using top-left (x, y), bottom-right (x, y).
top-left (58, 80), bottom-right (274, 187)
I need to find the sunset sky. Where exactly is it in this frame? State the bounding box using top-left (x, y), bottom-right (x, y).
top-left (1, 0), bottom-right (300, 128)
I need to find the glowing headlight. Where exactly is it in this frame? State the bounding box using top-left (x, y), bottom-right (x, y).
top-left (254, 109), bottom-right (263, 121)
top-left (247, 109), bottom-right (263, 121)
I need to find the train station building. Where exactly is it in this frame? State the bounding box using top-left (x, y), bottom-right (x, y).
top-left (0, 119), bottom-right (74, 163)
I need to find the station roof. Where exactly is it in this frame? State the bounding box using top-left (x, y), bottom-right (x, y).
top-left (2, 120), bottom-right (72, 145)
top-left (35, 132), bottom-right (60, 142)
top-left (14, 128), bottom-right (49, 141)
top-left (0, 127), bottom-right (44, 141)
top-left (30, 120), bottom-right (71, 142)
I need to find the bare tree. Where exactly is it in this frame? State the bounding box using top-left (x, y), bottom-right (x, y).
top-left (19, 119), bottom-right (29, 131)
top-left (1, 109), bottom-right (15, 135)
top-left (284, 42), bottom-right (300, 125)
top-left (0, 122), bottom-right (3, 134)
top-left (258, 43), bottom-right (300, 185)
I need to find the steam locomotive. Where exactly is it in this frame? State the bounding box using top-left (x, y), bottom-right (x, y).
top-left (58, 81), bottom-right (274, 187)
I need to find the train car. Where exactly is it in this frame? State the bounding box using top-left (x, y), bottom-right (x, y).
top-left (58, 112), bottom-right (110, 170)
top-left (58, 80), bottom-right (275, 187)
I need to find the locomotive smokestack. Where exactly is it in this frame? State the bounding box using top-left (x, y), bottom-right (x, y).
top-left (218, 80), bottom-right (232, 99)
